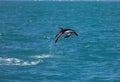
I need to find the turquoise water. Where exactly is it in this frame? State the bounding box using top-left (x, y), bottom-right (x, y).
top-left (0, 1), bottom-right (120, 82)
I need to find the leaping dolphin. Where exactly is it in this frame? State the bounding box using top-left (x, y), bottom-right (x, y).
top-left (54, 27), bottom-right (78, 43)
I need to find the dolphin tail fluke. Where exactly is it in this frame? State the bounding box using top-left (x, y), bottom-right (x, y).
top-left (73, 32), bottom-right (78, 36)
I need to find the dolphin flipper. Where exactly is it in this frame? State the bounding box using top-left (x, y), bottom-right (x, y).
top-left (64, 33), bottom-right (72, 38)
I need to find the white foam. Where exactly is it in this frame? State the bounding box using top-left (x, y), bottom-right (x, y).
top-left (30, 54), bottom-right (52, 59)
top-left (0, 57), bottom-right (42, 66)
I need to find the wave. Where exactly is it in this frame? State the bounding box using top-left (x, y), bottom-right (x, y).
top-left (0, 57), bottom-right (42, 66)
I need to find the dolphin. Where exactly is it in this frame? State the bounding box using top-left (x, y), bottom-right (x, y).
top-left (54, 27), bottom-right (78, 43)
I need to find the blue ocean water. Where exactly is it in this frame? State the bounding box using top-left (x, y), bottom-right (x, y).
top-left (0, 1), bottom-right (120, 82)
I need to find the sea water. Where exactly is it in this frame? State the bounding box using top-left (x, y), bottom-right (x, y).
top-left (0, 1), bottom-right (120, 82)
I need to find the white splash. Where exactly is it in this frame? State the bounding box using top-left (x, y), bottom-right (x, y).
top-left (0, 57), bottom-right (42, 66)
top-left (30, 54), bottom-right (52, 59)
top-left (43, 35), bottom-right (51, 40)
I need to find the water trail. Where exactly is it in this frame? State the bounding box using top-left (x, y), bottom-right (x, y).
top-left (0, 57), bottom-right (42, 66)
top-left (48, 36), bottom-right (55, 55)
top-left (30, 54), bottom-right (53, 59)
top-left (49, 41), bottom-right (54, 55)
top-left (30, 36), bottom-right (57, 61)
